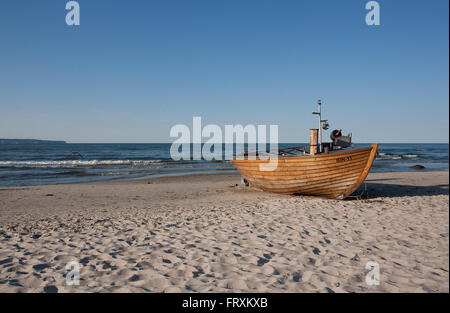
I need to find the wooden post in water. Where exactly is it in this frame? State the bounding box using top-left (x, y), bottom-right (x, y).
top-left (310, 129), bottom-right (318, 155)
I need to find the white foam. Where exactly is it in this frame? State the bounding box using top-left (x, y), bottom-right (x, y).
top-left (376, 154), bottom-right (402, 160)
top-left (402, 154), bottom-right (418, 158)
top-left (0, 160), bottom-right (163, 168)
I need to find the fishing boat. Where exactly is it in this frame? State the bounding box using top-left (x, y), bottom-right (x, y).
top-left (232, 100), bottom-right (378, 199)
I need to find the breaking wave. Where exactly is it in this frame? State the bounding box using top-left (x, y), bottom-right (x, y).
top-left (376, 153), bottom-right (419, 160)
top-left (0, 159), bottom-right (165, 168)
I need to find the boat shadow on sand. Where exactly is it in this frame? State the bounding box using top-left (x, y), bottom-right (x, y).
top-left (351, 181), bottom-right (449, 199)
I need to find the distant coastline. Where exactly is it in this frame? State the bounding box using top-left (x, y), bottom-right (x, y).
top-left (0, 139), bottom-right (67, 144)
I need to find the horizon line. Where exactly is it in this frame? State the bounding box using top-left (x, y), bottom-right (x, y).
top-left (1, 139), bottom-right (448, 145)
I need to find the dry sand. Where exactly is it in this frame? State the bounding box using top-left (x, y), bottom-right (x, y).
top-left (0, 171), bottom-right (448, 293)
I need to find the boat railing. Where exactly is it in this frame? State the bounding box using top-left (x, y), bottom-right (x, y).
top-left (277, 145), bottom-right (308, 155)
top-left (237, 149), bottom-right (274, 157)
top-left (237, 145), bottom-right (309, 158)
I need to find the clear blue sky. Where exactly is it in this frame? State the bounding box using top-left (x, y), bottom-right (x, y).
top-left (0, 0), bottom-right (448, 143)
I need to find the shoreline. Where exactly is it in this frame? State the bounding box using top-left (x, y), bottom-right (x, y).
top-left (0, 171), bottom-right (448, 292)
top-left (1, 168), bottom-right (448, 189)
top-left (0, 169), bottom-right (240, 189)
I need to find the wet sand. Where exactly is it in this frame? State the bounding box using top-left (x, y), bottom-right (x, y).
top-left (0, 171), bottom-right (448, 293)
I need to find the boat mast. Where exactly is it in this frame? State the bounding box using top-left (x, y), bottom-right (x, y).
top-left (312, 99), bottom-right (322, 152)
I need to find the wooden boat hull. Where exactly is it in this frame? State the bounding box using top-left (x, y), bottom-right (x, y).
top-left (232, 144), bottom-right (378, 199)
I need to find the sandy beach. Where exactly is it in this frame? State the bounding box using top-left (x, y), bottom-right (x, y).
top-left (0, 171), bottom-right (448, 293)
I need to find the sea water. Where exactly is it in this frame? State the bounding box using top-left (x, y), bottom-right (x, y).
top-left (0, 142), bottom-right (448, 186)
